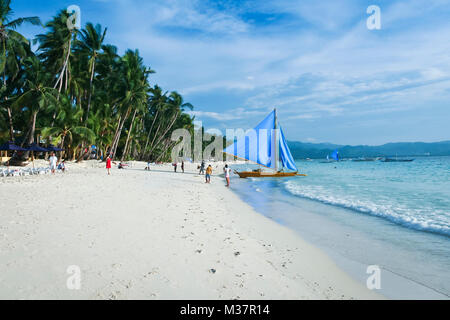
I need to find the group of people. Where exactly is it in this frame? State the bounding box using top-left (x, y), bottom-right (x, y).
top-left (199, 160), bottom-right (232, 187)
top-left (105, 154), bottom-right (128, 175)
top-left (48, 152), bottom-right (65, 174)
top-left (106, 155), bottom-right (232, 187)
top-left (172, 161), bottom-right (185, 173)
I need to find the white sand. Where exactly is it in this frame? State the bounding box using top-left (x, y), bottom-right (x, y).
top-left (0, 160), bottom-right (382, 300)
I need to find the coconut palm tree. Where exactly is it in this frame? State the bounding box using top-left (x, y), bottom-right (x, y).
top-left (0, 0), bottom-right (41, 141)
top-left (35, 10), bottom-right (75, 94)
top-left (108, 49), bottom-right (153, 160)
top-left (11, 55), bottom-right (58, 148)
top-left (149, 91), bottom-right (193, 158)
top-left (76, 22), bottom-right (107, 123)
top-left (141, 85), bottom-right (167, 158)
top-left (0, 6), bottom-right (196, 163)
top-left (41, 95), bottom-right (95, 158)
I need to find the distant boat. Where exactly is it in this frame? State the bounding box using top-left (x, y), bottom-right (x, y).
top-left (382, 158), bottom-right (415, 162)
top-left (352, 157), bottom-right (376, 162)
top-left (320, 150), bottom-right (339, 163)
top-left (224, 109), bottom-right (307, 178)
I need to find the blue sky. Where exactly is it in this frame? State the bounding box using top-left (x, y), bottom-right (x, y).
top-left (12, 0), bottom-right (450, 145)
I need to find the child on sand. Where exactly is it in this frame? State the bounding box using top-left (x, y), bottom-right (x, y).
top-left (206, 165), bottom-right (212, 183)
top-left (58, 160), bottom-right (66, 173)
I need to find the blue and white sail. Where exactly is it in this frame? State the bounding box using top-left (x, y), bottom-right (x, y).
top-left (224, 110), bottom-right (298, 172)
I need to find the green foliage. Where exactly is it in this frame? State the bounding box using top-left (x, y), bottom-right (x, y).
top-left (1, 1), bottom-right (195, 161)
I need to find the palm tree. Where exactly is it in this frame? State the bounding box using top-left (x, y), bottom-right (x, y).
top-left (0, 6), bottom-right (197, 163)
top-left (0, 0), bottom-right (41, 141)
top-left (35, 10), bottom-right (75, 94)
top-left (141, 85), bottom-right (167, 158)
top-left (41, 95), bottom-right (95, 158)
top-left (119, 53), bottom-right (154, 160)
top-left (148, 91), bottom-right (193, 159)
top-left (12, 55), bottom-right (58, 148)
top-left (76, 22), bottom-right (107, 123)
top-left (108, 49), bottom-right (153, 160)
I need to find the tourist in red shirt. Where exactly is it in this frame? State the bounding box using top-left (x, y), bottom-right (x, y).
top-left (106, 155), bottom-right (113, 175)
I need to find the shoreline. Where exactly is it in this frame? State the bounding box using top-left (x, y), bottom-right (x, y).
top-left (0, 160), bottom-right (381, 299)
top-left (228, 164), bottom-right (450, 299)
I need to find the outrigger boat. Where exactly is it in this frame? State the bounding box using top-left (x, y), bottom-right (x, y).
top-left (224, 109), bottom-right (307, 178)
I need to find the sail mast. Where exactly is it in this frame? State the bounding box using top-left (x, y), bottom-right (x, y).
top-left (274, 108), bottom-right (279, 172)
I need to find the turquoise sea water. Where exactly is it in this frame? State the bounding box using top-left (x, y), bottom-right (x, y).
top-left (230, 156), bottom-right (450, 299)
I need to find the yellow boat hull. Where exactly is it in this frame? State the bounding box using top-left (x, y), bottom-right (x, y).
top-left (235, 171), bottom-right (307, 178)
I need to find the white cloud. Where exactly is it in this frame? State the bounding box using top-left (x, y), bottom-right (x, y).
top-left (99, 0), bottom-right (450, 143)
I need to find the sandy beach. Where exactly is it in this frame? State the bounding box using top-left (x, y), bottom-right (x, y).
top-left (0, 160), bottom-right (382, 300)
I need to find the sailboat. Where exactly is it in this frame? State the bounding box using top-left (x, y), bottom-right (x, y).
top-left (223, 109), bottom-right (306, 178)
top-left (320, 150), bottom-right (339, 163)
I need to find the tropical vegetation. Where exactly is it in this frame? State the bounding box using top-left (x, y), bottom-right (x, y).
top-left (0, 0), bottom-right (195, 162)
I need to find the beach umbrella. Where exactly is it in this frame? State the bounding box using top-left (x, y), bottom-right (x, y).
top-left (26, 143), bottom-right (49, 168)
top-left (0, 141), bottom-right (28, 151)
top-left (0, 141), bottom-right (28, 168)
top-left (27, 143), bottom-right (49, 152)
top-left (46, 145), bottom-right (64, 152)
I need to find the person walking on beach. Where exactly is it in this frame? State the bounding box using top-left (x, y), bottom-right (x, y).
top-left (199, 160), bottom-right (205, 175)
top-left (206, 165), bottom-right (212, 183)
top-left (173, 162), bottom-right (178, 172)
top-left (181, 161), bottom-right (185, 173)
top-left (224, 164), bottom-right (231, 187)
top-left (106, 155), bottom-right (113, 175)
top-left (49, 152), bottom-right (58, 175)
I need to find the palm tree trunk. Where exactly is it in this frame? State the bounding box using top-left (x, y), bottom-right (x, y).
top-left (60, 134), bottom-right (66, 159)
top-left (51, 34), bottom-right (72, 133)
top-left (85, 59), bottom-right (96, 123)
top-left (121, 109), bottom-right (137, 161)
top-left (110, 120), bottom-right (123, 159)
top-left (155, 139), bottom-right (177, 162)
top-left (24, 111), bottom-right (38, 159)
top-left (111, 108), bottom-right (131, 160)
top-left (149, 122), bottom-right (162, 149)
top-left (141, 109), bottom-right (159, 158)
top-left (151, 111), bottom-right (180, 153)
top-left (6, 105), bottom-right (14, 142)
top-left (54, 35), bottom-right (72, 91)
top-left (2, 39), bottom-right (14, 141)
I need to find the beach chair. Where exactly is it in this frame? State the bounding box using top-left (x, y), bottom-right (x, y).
top-left (9, 170), bottom-right (21, 177)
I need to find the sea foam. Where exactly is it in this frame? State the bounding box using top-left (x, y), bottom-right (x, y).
top-left (283, 180), bottom-right (450, 237)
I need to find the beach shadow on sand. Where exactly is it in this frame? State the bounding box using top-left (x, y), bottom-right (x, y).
top-left (123, 168), bottom-right (227, 178)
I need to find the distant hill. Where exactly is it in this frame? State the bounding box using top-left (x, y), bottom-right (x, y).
top-left (288, 141), bottom-right (450, 159)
